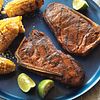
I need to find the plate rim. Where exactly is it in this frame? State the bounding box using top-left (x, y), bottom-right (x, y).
top-left (0, 0), bottom-right (100, 100)
top-left (56, 67), bottom-right (100, 100)
top-left (0, 67), bottom-right (99, 100)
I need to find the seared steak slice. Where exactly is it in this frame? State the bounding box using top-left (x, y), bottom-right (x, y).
top-left (43, 3), bottom-right (100, 56)
top-left (15, 30), bottom-right (85, 87)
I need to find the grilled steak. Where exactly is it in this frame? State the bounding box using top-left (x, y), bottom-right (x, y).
top-left (43, 3), bottom-right (100, 56)
top-left (15, 30), bottom-right (85, 87)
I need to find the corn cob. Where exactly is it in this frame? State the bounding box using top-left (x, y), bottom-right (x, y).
top-left (0, 0), bottom-right (3, 11)
top-left (0, 57), bottom-right (16, 74)
top-left (0, 16), bottom-right (25, 53)
top-left (2, 0), bottom-right (44, 17)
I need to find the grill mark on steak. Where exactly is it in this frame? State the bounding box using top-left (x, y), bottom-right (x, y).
top-left (76, 24), bottom-right (92, 53)
top-left (68, 16), bottom-right (81, 52)
top-left (58, 8), bottom-right (63, 35)
top-left (78, 20), bottom-right (91, 45)
top-left (73, 18), bottom-right (92, 52)
top-left (77, 26), bottom-right (95, 50)
top-left (56, 7), bottom-right (65, 36)
top-left (76, 17), bottom-right (81, 45)
top-left (15, 30), bottom-right (85, 87)
top-left (43, 3), bottom-right (100, 56)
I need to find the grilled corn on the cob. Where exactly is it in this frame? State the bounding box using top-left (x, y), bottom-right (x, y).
top-left (0, 16), bottom-right (25, 53)
top-left (0, 0), bottom-right (3, 11)
top-left (0, 57), bottom-right (16, 74)
top-left (3, 0), bottom-right (44, 17)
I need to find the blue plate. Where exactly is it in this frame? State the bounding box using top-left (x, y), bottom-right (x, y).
top-left (0, 0), bottom-right (100, 100)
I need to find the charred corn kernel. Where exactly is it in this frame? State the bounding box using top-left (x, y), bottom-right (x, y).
top-left (0, 57), bottom-right (16, 74)
top-left (0, 0), bottom-right (3, 11)
top-left (0, 16), bottom-right (25, 53)
top-left (3, 0), bottom-right (44, 17)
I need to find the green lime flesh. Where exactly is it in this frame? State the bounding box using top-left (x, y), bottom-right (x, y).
top-left (17, 73), bottom-right (36, 93)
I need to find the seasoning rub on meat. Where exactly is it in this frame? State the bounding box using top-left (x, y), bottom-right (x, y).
top-left (15, 30), bottom-right (85, 87)
top-left (43, 3), bottom-right (100, 56)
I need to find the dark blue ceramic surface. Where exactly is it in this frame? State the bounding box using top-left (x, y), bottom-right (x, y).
top-left (0, 0), bottom-right (100, 100)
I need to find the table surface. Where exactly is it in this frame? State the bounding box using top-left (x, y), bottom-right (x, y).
top-left (0, 0), bottom-right (100, 100)
top-left (93, 0), bottom-right (100, 7)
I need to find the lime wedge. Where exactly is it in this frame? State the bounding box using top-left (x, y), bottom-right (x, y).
top-left (17, 73), bottom-right (36, 93)
top-left (73, 0), bottom-right (89, 10)
top-left (38, 79), bottom-right (54, 98)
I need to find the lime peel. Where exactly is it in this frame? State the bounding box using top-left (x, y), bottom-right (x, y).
top-left (73, 0), bottom-right (89, 10)
top-left (17, 73), bottom-right (36, 93)
top-left (38, 79), bottom-right (54, 98)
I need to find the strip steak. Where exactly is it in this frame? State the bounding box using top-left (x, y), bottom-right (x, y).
top-left (43, 3), bottom-right (100, 56)
top-left (15, 30), bottom-right (85, 87)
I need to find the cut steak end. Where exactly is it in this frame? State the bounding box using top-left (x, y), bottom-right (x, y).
top-left (43, 2), bottom-right (100, 56)
top-left (15, 30), bottom-right (85, 87)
